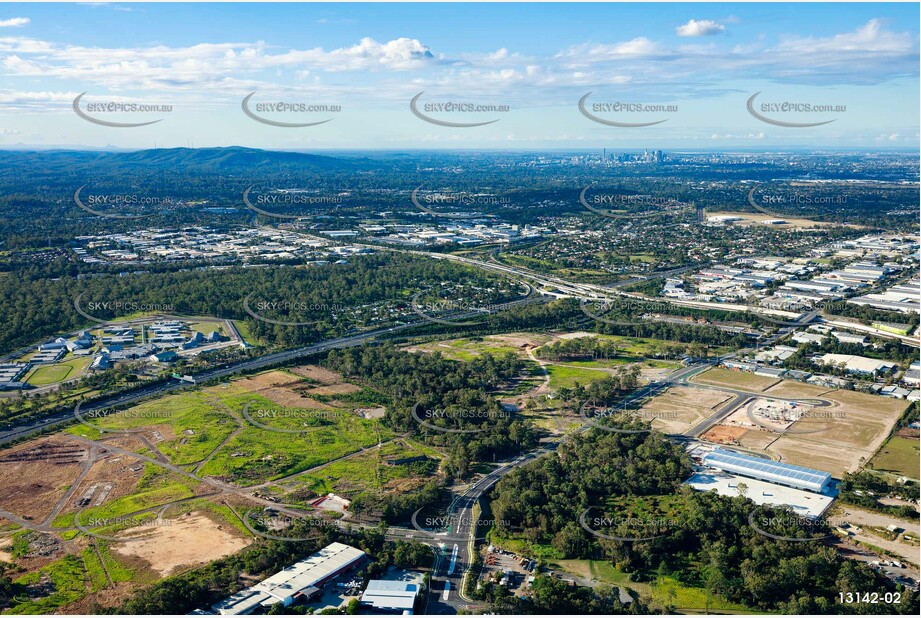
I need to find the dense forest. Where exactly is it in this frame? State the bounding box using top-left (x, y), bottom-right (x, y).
top-left (489, 429), bottom-right (917, 614)
top-left (485, 573), bottom-right (651, 614)
top-left (0, 253), bottom-right (506, 354)
top-left (324, 344), bottom-right (541, 481)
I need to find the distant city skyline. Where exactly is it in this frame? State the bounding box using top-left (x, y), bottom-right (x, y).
top-left (0, 2), bottom-right (918, 150)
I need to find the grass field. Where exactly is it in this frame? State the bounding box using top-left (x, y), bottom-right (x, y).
top-left (231, 319), bottom-right (258, 345)
top-left (690, 367), bottom-right (781, 392)
top-left (26, 364), bottom-right (72, 386)
top-left (6, 554), bottom-right (87, 615)
top-left (186, 319), bottom-right (225, 336)
top-left (546, 364), bottom-right (618, 390)
top-left (279, 439), bottom-right (441, 502)
top-left (870, 435), bottom-right (920, 478)
top-left (66, 389), bottom-right (239, 466)
top-left (407, 336), bottom-right (529, 362)
top-left (66, 368), bottom-right (393, 484)
top-left (24, 356), bottom-right (92, 386)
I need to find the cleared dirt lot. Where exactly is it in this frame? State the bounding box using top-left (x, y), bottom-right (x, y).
top-left (304, 383), bottom-right (361, 396)
top-left (233, 370), bottom-right (306, 392)
top-left (290, 365), bottom-right (344, 384)
top-left (0, 438), bottom-right (88, 521)
top-left (831, 504), bottom-right (920, 566)
top-left (641, 386), bottom-right (734, 434)
top-left (701, 425), bottom-right (748, 445)
top-left (717, 385), bottom-right (909, 475)
top-left (112, 511), bottom-right (250, 576)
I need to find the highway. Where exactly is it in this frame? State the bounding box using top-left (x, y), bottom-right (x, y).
top-left (413, 250), bottom-right (919, 348)
top-left (0, 319), bottom-right (428, 446)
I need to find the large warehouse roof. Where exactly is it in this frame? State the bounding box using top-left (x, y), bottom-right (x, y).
top-left (212, 542), bottom-right (365, 615)
top-left (703, 449), bottom-right (831, 493)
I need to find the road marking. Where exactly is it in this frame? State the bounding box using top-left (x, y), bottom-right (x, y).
top-left (447, 543), bottom-right (459, 575)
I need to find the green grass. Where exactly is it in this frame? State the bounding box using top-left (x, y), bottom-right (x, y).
top-left (81, 547), bottom-right (109, 592)
top-left (5, 555), bottom-right (87, 615)
top-left (24, 357), bottom-right (92, 386)
top-left (549, 560), bottom-right (752, 613)
top-left (545, 364), bottom-right (616, 390)
top-left (66, 389), bottom-right (238, 465)
top-left (413, 337), bottom-right (522, 362)
top-left (545, 358), bottom-right (632, 369)
top-left (653, 575), bottom-right (753, 612)
top-left (288, 440), bottom-right (439, 500)
top-left (25, 364), bottom-right (72, 386)
top-left (870, 435), bottom-right (920, 478)
top-left (628, 254), bottom-right (657, 263)
top-left (187, 320), bottom-right (225, 336)
top-left (488, 531), bottom-right (564, 560)
top-left (231, 319), bottom-right (259, 345)
top-left (98, 544), bottom-right (135, 583)
top-left (199, 391), bottom-right (389, 485)
top-left (73, 485), bottom-right (190, 526)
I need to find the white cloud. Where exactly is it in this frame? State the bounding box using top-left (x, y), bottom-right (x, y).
top-left (777, 18), bottom-right (912, 54)
top-left (0, 17), bottom-right (30, 28)
top-left (676, 19), bottom-right (726, 37)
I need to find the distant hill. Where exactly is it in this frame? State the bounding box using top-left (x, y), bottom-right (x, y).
top-left (0, 146), bottom-right (365, 173)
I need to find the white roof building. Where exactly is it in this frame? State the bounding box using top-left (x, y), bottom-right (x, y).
top-left (212, 543), bottom-right (365, 615)
top-left (813, 354), bottom-right (897, 376)
top-left (360, 576), bottom-right (424, 615)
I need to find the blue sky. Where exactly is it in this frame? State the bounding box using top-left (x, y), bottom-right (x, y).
top-left (0, 2), bottom-right (918, 150)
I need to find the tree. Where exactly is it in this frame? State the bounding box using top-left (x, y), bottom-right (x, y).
top-left (735, 482), bottom-right (748, 499)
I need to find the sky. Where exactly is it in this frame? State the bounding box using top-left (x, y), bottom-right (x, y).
top-left (0, 1), bottom-right (918, 150)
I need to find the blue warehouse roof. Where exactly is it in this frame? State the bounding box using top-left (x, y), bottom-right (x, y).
top-left (703, 448), bottom-right (831, 492)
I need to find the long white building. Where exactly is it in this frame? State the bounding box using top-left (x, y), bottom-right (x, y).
top-left (211, 542), bottom-right (365, 615)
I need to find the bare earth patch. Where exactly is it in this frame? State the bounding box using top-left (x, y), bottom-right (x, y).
top-left (111, 512), bottom-right (250, 577)
top-left (290, 365), bottom-right (343, 385)
top-left (0, 438), bottom-right (88, 521)
top-left (233, 370), bottom-right (305, 392)
top-left (262, 387), bottom-right (335, 410)
top-left (642, 386), bottom-right (733, 434)
top-left (701, 425), bottom-right (748, 445)
top-left (304, 383), bottom-right (361, 396)
top-left (488, 333), bottom-right (551, 347)
top-left (554, 331), bottom-right (597, 340)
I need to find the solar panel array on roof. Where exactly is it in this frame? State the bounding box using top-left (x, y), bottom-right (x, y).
top-left (703, 448), bottom-right (831, 493)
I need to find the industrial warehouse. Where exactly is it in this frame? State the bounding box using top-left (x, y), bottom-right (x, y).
top-left (208, 543), bottom-right (366, 615)
top-left (702, 448), bottom-right (832, 493)
top-left (686, 446), bottom-right (838, 518)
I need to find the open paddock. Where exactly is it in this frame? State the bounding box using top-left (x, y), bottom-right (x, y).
top-left (640, 386), bottom-right (734, 434)
top-left (689, 367), bottom-right (782, 392)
